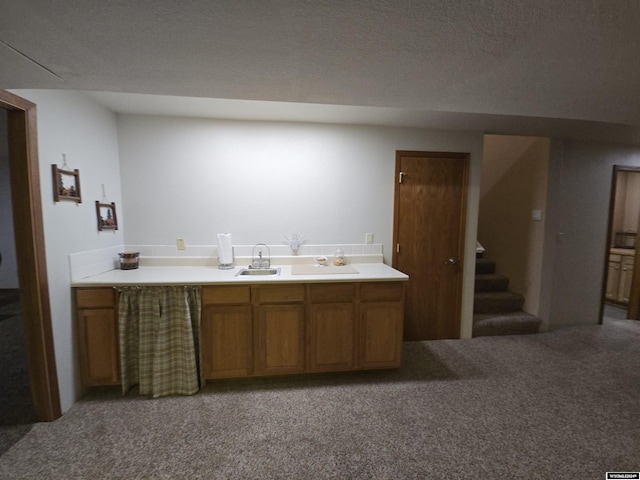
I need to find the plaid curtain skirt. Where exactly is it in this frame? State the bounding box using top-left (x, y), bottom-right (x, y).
top-left (118, 286), bottom-right (203, 397)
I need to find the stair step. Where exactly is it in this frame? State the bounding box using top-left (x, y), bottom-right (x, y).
top-left (475, 258), bottom-right (496, 275)
top-left (475, 273), bottom-right (509, 292)
top-left (474, 291), bottom-right (524, 313)
top-left (473, 312), bottom-right (542, 337)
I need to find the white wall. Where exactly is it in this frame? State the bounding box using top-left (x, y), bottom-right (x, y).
top-left (6, 96), bottom-right (484, 411)
top-left (9, 88), bottom-right (640, 411)
top-left (0, 109), bottom-right (19, 289)
top-left (117, 114), bottom-right (484, 337)
top-left (12, 90), bottom-right (124, 412)
top-left (542, 139), bottom-right (640, 329)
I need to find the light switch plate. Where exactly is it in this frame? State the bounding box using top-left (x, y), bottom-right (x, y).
top-left (365, 233), bottom-right (374, 244)
top-left (177, 238), bottom-right (186, 250)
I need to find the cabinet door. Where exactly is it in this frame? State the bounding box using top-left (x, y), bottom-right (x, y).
top-left (618, 257), bottom-right (634, 304)
top-left (606, 261), bottom-right (621, 301)
top-left (359, 302), bottom-right (404, 369)
top-left (308, 303), bottom-right (355, 372)
top-left (201, 305), bottom-right (252, 379)
top-left (254, 304), bottom-right (305, 375)
top-left (77, 308), bottom-right (120, 385)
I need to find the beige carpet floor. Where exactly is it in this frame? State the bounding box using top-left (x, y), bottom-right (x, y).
top-left (1, 319), bottom-right (639, 479)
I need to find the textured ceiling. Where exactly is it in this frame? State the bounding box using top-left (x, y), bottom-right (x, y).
top-left (2, 1), bottom-right (640, 143)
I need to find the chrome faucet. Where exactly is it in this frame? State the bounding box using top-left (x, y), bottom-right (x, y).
top-left (251, 244), bottom-right (270, 269)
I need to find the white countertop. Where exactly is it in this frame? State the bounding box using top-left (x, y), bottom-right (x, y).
top-left (71, 263), bottom-right (408, 287)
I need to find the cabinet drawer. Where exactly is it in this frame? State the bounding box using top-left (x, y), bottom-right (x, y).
top-left (609, 254), bottom-right (622, 263)
top-left (255, 284), bottom-right (305, 304)
top-left (360, 282), bottom-right (404, 302)
top-left (622, 256), bottom-right (634, 267)
top-left (202, 286), bottom-right (250, 305)
top-left (76, 288), bottom-right (115, 308)
top-left (309, 283), bottom-right (355, 303)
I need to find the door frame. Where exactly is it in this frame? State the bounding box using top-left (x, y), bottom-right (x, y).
top-left (392, 150), bottom-right (469, 339)
top-left (602, 165), bottom-right (640, 322)
top-left (598, 165), bottom-right (640, 324)
top-left (1, 89), bottom-right (61, 421)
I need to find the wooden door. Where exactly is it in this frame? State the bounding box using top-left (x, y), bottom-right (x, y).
top-left (393, 151), bottom-right (469, 340)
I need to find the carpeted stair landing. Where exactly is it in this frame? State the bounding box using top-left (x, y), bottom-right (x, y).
top-left (473, 257), bottom-right (542, 337)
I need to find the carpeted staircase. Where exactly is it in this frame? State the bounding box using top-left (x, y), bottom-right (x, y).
top-left (473, 257), bottom-right (542, 337)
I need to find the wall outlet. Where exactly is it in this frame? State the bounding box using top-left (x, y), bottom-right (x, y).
top-left (365, 233), bottom-right (374, 244)
top-left (176, 238), bottom-right (186, 250)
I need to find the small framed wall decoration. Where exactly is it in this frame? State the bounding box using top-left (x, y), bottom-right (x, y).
top-left (52, 164), bottom-right (82, 203)
top-left (95, 201), bottom-right (118, 231)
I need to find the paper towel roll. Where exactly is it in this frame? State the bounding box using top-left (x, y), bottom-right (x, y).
top-left (217, 233), bottom-right (234, 268)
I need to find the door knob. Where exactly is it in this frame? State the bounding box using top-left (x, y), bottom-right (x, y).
top-left (445, 258), bottom-right (460, 265)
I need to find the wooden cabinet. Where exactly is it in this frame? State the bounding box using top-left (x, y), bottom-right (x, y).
top-left (619, 255), bottom-right (634, 304)
top-left (201, 286), bottom-right (252, 379)
top-left (253, 284), bottom-right (305, 375)
top-left (359, 282), bottom-right (404, 368)
top-left (308, 303), bottom-right (355, 371)
top-left (202, 285), bottom-right (250, 305)
top-left (606, 254), bottom-right (621, 301)
top-left (308, 284), bottom-right (356, 372)
top-left (75, 288), bottom-right (120, 386)
top-left (606, 252), bottom-right (634, 304)
top-left (202, 284), bottom-right (308, 378)
top-left (255, 304), bottom-right (305, 375)
top-left (78, 279), bottom-right (405, 385)
top-left (201, 305), bottom-right (252, 378)
top-left (359, 302), bottom-right (404, 368)
top-left (202, 281), bottom-right (404, 379)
